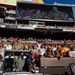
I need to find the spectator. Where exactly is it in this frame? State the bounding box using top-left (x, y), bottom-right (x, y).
top-left (69, 46), bottom-right (75, 57)
top-left (54, 47), bottom-right (63, 59)
top-left (52, 7), bottom-right (65, 20)
top-left (13, 40), bottom-right (23, 50)
top-left (38, 45), bottom-right (46, 56)
top-left (44, 45), bottom-right (54, 57)
top-left (65, 14), bottom-right (73, 21)
top-left (23, 44), bottom-right (29, 50)
top-left (32, 9), bottom-right (43, 19)
top-left (0, 43), bottom-right (4, 60)
top-left (5, 41), bottom-right (12, 50)
top-left (22, 54), bottom-right (32, 72)
top-left (62, 45), bottom-right (70, 57)
top-left (12, 40), bottom-right (23, 71)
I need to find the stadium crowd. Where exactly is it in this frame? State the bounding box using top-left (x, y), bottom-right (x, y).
top-left (0, 37), bottom-right (75, 72)
top-left (0, 37), bottom-right (75, 59)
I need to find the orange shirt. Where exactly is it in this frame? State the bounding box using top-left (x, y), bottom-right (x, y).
top-left (62, 47), bottom-right (70, 52)
top-left (35, 52), bottom-right (40, 58)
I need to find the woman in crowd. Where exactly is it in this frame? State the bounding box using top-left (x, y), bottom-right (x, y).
top-left (44, 45), bottom-right (54, 57)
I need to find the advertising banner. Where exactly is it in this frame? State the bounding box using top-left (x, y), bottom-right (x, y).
top-left (0, 0), bottom-right (16, 5)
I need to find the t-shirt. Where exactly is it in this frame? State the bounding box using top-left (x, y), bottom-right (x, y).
top-left (69, 51), bottom-right (75, 57)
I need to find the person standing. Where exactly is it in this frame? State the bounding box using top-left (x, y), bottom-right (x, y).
top-left (50, 7), bottom-right (65, 20)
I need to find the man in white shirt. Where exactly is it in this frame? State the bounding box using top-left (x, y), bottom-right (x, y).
top-left (69, 46), bottom-right (75, 57)
top-left (5, 42), bottom-right (12, 50)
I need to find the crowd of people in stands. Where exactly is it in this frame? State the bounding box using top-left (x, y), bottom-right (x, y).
top-left (0, 37), bottom-right (75, 59)
top-left (0, 37), bottom-right (75, 72)
top-left (17, 7), bottom-right (73, 21)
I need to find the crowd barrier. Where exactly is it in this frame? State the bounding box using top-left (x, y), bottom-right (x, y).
top-left (4, 50), bottom-right (30, 53)
top-left (4, 50), bottom-right (30, 56)
top-left (40, 57), bottom-right (75, 74)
